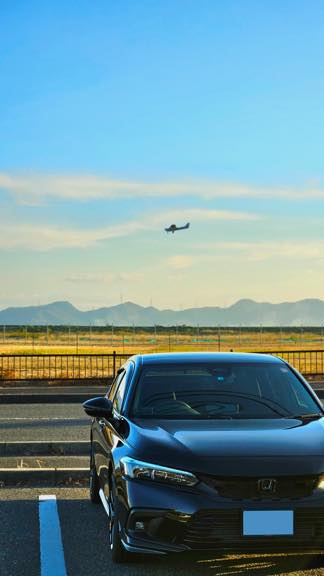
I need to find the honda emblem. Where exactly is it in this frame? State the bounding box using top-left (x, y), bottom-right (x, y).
top-left (258, 478), bottom-right (277, 493)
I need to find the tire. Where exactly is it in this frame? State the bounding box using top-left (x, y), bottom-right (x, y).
top-left (108, 477), bottom-right (131, 563)
top-left (89, 444), bottom-right (100, 504)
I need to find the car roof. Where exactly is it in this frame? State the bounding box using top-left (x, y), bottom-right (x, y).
top-left (129, 352), bottom-right (283, 367)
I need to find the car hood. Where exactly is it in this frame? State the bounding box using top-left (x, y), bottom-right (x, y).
top-left (130, 417), bottom-right (324, 476)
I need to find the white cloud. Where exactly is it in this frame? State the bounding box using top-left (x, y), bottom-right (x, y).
top-left (64, 272), bottom-right (106, 283)
top-left (195, 241), bottom-right (324, 262)
top-left (1, 171), bottom-right (324, 203)
top-left (156, 208), bottom-right (260, 223)
top-left (0, 208), bottom-right (260, 250)
top-left (164, 255), bottom-right (194, 269)
top-left (0, 222), bottom-right (144, 250)
top-left (65, 271), bottom-right (145, 284)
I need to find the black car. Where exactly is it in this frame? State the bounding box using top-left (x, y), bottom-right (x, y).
top-left (83, 352), bottom-right (324, 563)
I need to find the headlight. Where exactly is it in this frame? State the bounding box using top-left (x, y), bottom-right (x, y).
top-left (120, 456), bottom-right (198, 487)
top-left (318, 476), bottom-right (324, 489)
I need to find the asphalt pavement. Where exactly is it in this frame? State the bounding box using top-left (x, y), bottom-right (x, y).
top-left (1, 487), bottom-right (324, 576)
top-left (0, 385), bottom-right (107, 404)
top-left (0, 402), bottom-right (89, 441)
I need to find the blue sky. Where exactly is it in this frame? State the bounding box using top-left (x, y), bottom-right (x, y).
top-left (1, 0), bottom-right (324, 310)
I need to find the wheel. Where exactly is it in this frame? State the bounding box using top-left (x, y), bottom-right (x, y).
top-left (89, 444), bottom-right (100, 504)
top-left (108, 477), bottom-right (131, 563)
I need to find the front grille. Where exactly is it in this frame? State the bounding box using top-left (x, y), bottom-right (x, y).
top-left (183, 508), bottom-right (324, 549)
top-left (199, 474), bottom-right (318, 499)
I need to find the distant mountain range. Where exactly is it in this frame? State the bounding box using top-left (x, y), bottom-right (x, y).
top-left (1, 298), bottom-right (324, 326)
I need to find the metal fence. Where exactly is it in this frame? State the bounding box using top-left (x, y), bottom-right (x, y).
top-left (261, 350), bottom-right (324, 379)
top-left (1, 349), bottom-right (324, 382)
top-left (0, 351), bottom-right (133, 381)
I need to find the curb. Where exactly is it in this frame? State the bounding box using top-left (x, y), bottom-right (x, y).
top-left (0, 394), bottom-right (94, 404)
top-left (0, 379), bottom-right (112, 388)
top-left (0, 467), bottom-right (89, 486)
top-left (0, 441), bottom-right (90, 457)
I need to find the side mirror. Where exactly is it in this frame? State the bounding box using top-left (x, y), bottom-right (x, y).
top-left (83, 396), bottom-right (113, 419)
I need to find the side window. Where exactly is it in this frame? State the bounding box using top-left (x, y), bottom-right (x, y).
top-left (113, 363), bottom-right (134, 414)
top-left (108, 370), bottom-right (125, 401)
top-left (113, 374), bottom-right (128, 413)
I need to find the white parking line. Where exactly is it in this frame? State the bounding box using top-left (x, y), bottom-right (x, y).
top-left (39, 495), bottom-right (67, 576)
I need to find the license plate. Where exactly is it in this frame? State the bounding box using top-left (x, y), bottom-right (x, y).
top-left (243, 511), bottom-right (294, 536)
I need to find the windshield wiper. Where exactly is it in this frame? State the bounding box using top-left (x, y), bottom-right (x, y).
top-left (284, 413), bottom-right (323, 421)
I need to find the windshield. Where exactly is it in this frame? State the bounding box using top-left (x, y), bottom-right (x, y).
top-left (131, 362), bottom-right (321, 419)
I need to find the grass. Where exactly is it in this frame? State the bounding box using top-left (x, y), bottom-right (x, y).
top-left (0, 327), bottom-right (324, 355)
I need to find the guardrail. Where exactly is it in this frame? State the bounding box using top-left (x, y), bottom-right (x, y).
top-left (0, 351), bottom-right (133, 381)
top-left (1, 349), bottom-right (324, 382)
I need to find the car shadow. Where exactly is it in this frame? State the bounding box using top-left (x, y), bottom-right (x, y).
top-left (58, 498), bottom-right (324, 576)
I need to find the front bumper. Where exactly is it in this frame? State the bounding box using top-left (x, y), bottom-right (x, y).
top-left (119, 477), bottom-right (324, 554)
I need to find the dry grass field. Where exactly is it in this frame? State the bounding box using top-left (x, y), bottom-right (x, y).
top-left (0, 326), bottom-right (324, 355)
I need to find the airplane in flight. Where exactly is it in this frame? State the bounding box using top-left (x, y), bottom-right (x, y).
top-left (165, 222), bottom-right (190, 234)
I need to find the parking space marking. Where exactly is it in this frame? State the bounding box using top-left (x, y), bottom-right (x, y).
top-left (39, 495), bottom-right (67, 576)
